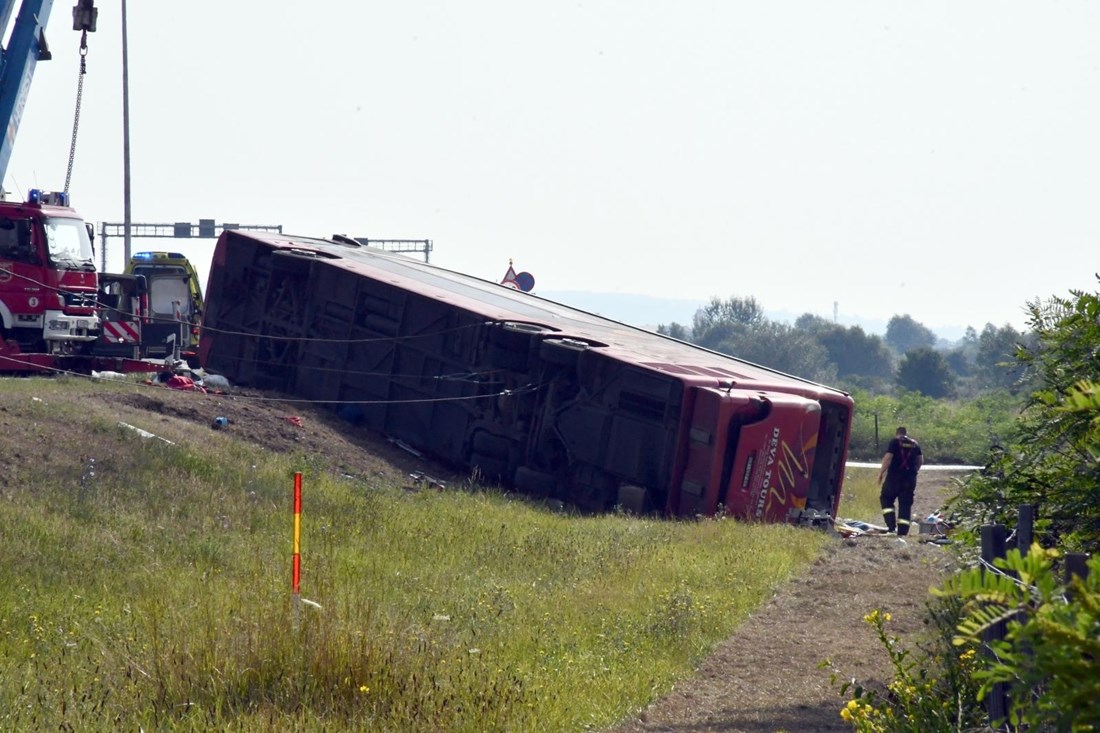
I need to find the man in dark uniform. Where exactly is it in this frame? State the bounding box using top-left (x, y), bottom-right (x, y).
top-left (877, 426), bottom-right (923, 536)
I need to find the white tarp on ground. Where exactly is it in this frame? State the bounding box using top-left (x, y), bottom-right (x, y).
top-left (846, 462), bottom-right (981, 471)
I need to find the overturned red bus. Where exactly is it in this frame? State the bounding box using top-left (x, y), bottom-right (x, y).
top-left (199, 230), bottom-right (853, 524)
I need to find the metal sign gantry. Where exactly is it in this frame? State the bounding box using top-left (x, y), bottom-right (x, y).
top-left (97, 222), bottom-right (435, 269)
top-left (353, 238), bottom-right (433, 263)
top-left (97, 220), bottom-right (283, 271)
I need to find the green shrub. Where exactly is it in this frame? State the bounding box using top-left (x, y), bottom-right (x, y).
top-left (937, 546), bottom-right (1100, 732)
top-left (847, 389), bottom-right (1019, 464)
top-left (834, 547), bottom-right (1100, 733)
top-left (827, 602), bottom-right (986, 733)
top-left (956, 282), bottom-right (1100, 553)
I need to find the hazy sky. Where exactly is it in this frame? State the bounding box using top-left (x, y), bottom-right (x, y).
top-left (6, 1), bottom-right (1098, 335)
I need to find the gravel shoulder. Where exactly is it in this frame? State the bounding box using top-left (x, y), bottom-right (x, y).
top-left (607, 472), bottom-right (964, 733)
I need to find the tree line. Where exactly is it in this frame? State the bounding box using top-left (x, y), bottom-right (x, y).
top-left (658, 281), bottom-right (1100, 729)
top-left (657, 296), bottom-right (1031, 399)
top-left (831, 282), bottom-right (1100, 732)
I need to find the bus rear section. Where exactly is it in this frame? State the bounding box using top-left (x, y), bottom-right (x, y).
top-left (671, 385), bottom-right (852, 523)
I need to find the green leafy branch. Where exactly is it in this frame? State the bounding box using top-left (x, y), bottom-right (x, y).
top-left (935, 545), bottom-right (1100, 732)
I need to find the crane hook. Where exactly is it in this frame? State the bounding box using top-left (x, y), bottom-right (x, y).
top-left (64, 2), bottom-right (97, 195)
top-left (72, 0), bottom-right (98, 34)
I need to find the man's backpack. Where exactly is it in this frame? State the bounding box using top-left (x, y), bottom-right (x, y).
top-left (897, 437), bottom-right (919, 474)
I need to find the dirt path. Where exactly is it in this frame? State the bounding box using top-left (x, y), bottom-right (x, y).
top-left (608, 473), bottom-right (964, 733)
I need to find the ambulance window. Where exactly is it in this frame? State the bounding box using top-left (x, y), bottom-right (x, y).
top-left (147, 277), bottom-right (191, 317)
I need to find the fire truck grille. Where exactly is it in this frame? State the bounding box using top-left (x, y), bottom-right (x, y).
top-left (61, 290), bottom-right (97, 309)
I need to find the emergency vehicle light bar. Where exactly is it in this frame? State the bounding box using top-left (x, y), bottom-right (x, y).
top-left (27, 189), bottom-right (70, 207)
top-left (133, 252), bottom-right (188, 260)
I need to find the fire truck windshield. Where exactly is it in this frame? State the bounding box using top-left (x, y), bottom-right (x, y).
top-left (45, 217), bottom-right (95, 268)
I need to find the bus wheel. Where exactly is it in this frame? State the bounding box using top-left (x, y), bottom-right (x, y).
top-left (469, 452), bottom-right (509, 486)
top-left (539, 338), bottom-right (589, 368)
top-left (514, 466), bottom-right (559, 496)
top-left (471, 430), bottom-right (511, 458)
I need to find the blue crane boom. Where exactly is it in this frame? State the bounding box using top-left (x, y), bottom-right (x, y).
top-left (0, 0), bottom-right (55, 187)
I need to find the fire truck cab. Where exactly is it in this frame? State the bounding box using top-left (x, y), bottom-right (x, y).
top-left (0, 189), bottom-right (100, 354)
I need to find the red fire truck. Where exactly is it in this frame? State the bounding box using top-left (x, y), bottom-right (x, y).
top-left (0, 190), bottom-right (166, 374)
top-left (0, 190), bottom-right (101, 359)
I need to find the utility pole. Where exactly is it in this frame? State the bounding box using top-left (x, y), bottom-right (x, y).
top-left (121, 0), bottom-right (132, 262)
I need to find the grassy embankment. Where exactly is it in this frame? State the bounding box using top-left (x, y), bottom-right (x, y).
top-left (0, 377), bottom-right (881, 732)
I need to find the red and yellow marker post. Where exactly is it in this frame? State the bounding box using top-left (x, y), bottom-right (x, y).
top-left (291, 471), bottom-right (321, 628)
top-left (293, 471), bottom-right (302, 626)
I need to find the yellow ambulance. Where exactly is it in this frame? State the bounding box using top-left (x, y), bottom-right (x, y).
top-left (125, 251), bottom-right (204, 364)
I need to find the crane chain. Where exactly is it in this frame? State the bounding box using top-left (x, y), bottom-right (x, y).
top-left (63, 32), bottom-right (90, 196)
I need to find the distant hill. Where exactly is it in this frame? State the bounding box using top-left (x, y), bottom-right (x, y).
top-left (535, 291), bottom-right (705, 331)
top-left (536, 290), bottom-right (967, 342)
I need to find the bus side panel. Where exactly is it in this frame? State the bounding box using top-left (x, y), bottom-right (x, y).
top-left (549, 358), bottom-right (682, 510)
top-left (201, 232), bottom-right (283, 389)
top-left (204, 237), bottom-right (530, 473)
top-left (200, 230), bottom-right (854, 521)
